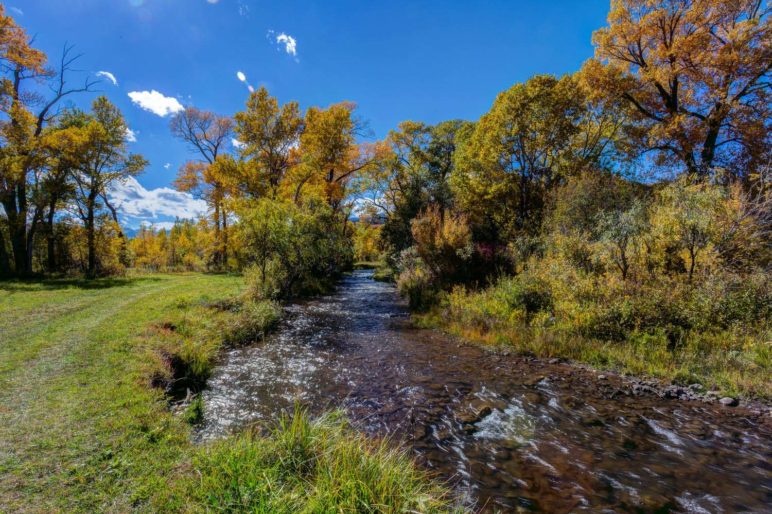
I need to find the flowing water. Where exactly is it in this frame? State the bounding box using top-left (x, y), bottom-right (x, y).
top-left (198, 270), bottom-right (771, 513)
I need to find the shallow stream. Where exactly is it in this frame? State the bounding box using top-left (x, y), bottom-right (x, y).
top-left (197, 270), bottom-right (771, 512)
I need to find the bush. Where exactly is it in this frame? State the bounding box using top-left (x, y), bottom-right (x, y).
top-left (225, 300), bottom-right (282, 345)
top-left (238, 198), bottom-right (352, 299)
top-left (396, 247), bottom-right (437, 310)
top-left (492, 273), bottom-right (553, 315)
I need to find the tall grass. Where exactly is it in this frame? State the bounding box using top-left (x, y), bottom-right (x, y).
top-left (419, 268), bottom-right (771, 399)
top-left (164, 407), bottom-right (456, 513)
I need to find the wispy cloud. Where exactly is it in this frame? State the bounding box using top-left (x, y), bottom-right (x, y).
top-left (268, 30), bottom-right (299, 61)
top-left (206, 0), bottom-right (219, 4)
top-left (163, 163), bottom-right (171, 170)
top-left (9, 6), bottom-right (23, 16)
top-left (96, 70), bottom-right (118, 86)
top-left (236, 70), bottom-right (254, 93)
top-left (124, 127), bottom-right (137, 142)
top-left (277, 33), bottom-right (298, 57)
top-left (127, 90), bottom-right (184, 117)
top-left (231, 138), bottom-right (245, 149)
top-left (109, 176), bottom-right (208, 228)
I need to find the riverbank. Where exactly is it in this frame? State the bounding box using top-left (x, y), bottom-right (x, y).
top-left (197, 270), bottom-right (771, 512)
top-left (413, 290), bottom-right (771, 403)
top-left (0, 273), bottom-right (451, 512)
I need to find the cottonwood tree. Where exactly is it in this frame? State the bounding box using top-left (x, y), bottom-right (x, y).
top-left (291, 102), bottom-right (385, 214)
top-left (584, 0), bottom-right (770, 181)
top-left (71, 97), bottom-right (146, 277)
top-left (233, 87), bottom-right (303, 198)
top-left (0, 6), bottom-right (98, 275)
top-left (171, 106), bottom-right (233, 267)
top-left (370, 120), bottom-right (471, 260)
top-left (451, 75), bottom-right (590, 243)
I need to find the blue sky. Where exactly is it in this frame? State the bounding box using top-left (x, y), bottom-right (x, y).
top-left (11, 0), bottom-right (610, 228)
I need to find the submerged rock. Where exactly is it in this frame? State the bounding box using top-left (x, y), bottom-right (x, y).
top-left (719, 397), bottom-right (739, 407)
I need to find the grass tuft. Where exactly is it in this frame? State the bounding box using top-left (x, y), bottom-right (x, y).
top-left (164, 406), bottom-right (456, 513)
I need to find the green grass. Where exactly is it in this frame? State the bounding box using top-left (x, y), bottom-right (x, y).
top-left (162, 407), bottom-right (454, 513)
top-left (418, 280), bottom-right (771, 400)
top-left (0, 273), bottom-right (452, 512)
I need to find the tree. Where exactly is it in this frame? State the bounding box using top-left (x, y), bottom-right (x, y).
top-left (233, 87), bottom-right (303, 198)
top-left (0, 6), bottom-right (98, 275)
top-left (72, 97), bottom-right (146, 277)
top-left (451, 75), bottom-right (587, 243)
top-left (370, 120), bottom-right (471, 260)
top-left (585, 0), bottom-right (770, 180)
top-left (651, 178), bottom-right (724, 282)
top-left (291, 102), bottom-right (383, 213)
top-left (597, 200), bottom-right (648, 280)
top-left (170, 106), bottom-right (233, 267)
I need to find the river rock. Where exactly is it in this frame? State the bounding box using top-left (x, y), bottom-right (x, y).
top-left (719, 397), bottom-right (738, 407)
top-left (457, 401), bottom-right (494, 425)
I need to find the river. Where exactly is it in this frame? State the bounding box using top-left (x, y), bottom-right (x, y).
top-left (197, 270), bottom-right (771, 513)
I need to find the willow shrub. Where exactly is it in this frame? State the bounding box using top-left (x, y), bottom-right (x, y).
top-left (438, 262), bottom-right (770, 397)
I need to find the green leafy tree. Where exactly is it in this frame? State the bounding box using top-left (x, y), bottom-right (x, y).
top-left (71, 97), bottom-right (147, 276)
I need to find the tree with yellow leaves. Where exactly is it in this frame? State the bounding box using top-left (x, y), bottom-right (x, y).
top-left (585, 0), bottom-right (770, 181)
top-left (171, 106), bottom-right (234, 268)
top-left (233, 87), bottom-right (303, 199)
top-left (0, 5), bottom-right (98, 276)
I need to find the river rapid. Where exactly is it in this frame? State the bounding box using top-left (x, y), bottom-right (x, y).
top-left (197, 270), bottom-right (771, 513)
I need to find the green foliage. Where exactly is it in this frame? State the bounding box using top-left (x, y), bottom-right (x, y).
top-left (238, 198), bottom-right (352, 300)
top-left (225, 299), bottom-right (282, 345)
top-left (184, 394), bottom-right (205, 425)
top-left (169, 407), bottom-right (454, 513)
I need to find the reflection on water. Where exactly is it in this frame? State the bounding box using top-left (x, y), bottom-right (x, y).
top-left (198, 270), bottom-right (772, 513)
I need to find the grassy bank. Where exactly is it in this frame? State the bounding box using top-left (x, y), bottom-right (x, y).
top-left (163, 408), bottom-right (453, 513)
top-left (415, 271), bottom-right (770, 400)
top-left (0, 273), bottom-right (451, 512)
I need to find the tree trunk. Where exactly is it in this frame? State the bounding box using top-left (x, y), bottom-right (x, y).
top-left (4, 188), bottom-right (30, 276)
top-left (0, 226), bottom-right (10, 277)
top-left (213, 201), bottom-right (222, 268)
top-left (222, 205), bottom-right (228, 268)
top-left (687, 247), bottom-right (696, 284)
top-left (86, 197), bottom-right (96, 278)
top-left (46, 197), bottom-right (57, 272)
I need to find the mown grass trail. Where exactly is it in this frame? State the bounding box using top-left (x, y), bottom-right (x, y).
top-left (0, 274), bottom-right (243, 512)
top-left (0, 274), bottom-right (454, 513)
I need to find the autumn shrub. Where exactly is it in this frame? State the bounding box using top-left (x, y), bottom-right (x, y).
top-left (396, 247), bottom-right (437, 310)
top-left (410, 205), bottom-right (473, 284)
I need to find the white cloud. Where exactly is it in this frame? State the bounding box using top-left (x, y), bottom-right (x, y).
top-left (127, 90), bottom-right (184, 117)
top-left (140, 221), bottom-right (177, 231)
top-left (124, 127), bottom-right (137, 142)
top-left (206, 0), bottom-right (219, 3)
top-left (163, 163), bottom-right (171, 170)
top-left (236, 71), bottom-right (255, 93)
top-left (109, 176), bottom-right (208, 227)
top-left (9, 6), bottom-right (23, 16)
top-left (96, 71), bottom-right (118, 86)
top-left (231, 138), bottom-right (245, 149)
top-left (276, 33), bottom-right (298, 57)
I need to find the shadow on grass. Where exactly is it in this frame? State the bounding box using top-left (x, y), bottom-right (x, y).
top-left (0, 275), bottom-right (164, 292)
